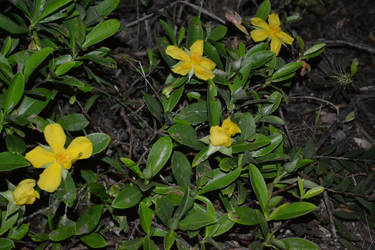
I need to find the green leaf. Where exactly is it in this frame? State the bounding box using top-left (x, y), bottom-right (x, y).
top-left (207, 80), bottom-right (221, 126)
top-left (80, 233), bottom-right (107, 248)
top-left (144, 93), bottom-right (163, 123)
top-left (303, 186), bottom-right (324, 199)
top-left (0, 14), bottom-right (27, 34)
top-left (24, 47), bottom-right (54, 83)
top-left (259, 115), bottom-right (284, 125)
top-left (204, 42), bottom-right (224, 70)
top-left (236, 112), bottom-right (256, 141)
top-left (119, 238), bottom-right (144, 250)
top-left (162, 84), bottom-right (185, 112)
top-left (143, 237), bottom-right (158, 250)
top-left (8, 224), bottom-right (29, 240)
top-left (82, 19), bottom-right (120, 49)
top-left (187, 17), bottom-right (203, 48)
top-left (208, 25), bottom-right (227, 41)
top-left (0, 53), bottom-right (13, 79)
top-left (0, 152), bottom-right (29, 172)
top-left (244, 50), bottom-right (274, 69)
top-left (155, 196), bottom-right (175, 227)
top-left (145, 136), bottom-right (173, 179)
top-left (0, 238), bottom-right (15, 250)
top-left (350, 58), bottom-right (359, 77)
top-left (179, 210), bottom-right (216, 231)
top-left (3, 72), bottom-right (24, 114)
top-left (38, 0), bottom-right (74, 21)
top-left (261, 91), bottom-right (283, 115)
top-left (168, 123), bottom-right (204, 151)
top-left (256, 0), bottom-right (271, 20)
top-left (86, 133), bottom-right (111, 155)
top-left (57, 113), bottom-right (89, 131)
top-left (120, 157), bottom-right (143, 178)
top-left (96, 0), bottom-right (120, 18)
top-left (172, 151), bottom-right (192, 189)
top-left (250, 133), bottom-right (283, 158)
top-left (164, 230), bottom-right (177, 250)
top-left (157, 37), bottom-right (176, 67)
top-left (175, 101), bottom-right (207, 125)
top-left (112, 185), bottom-right (142, 209)
top-left (301, 43), bottom-right (325, 60)
top-left (75, 205), bottom-right (104, 235)
top-left (204, 214), bottom-right (234, 238)
top-left (199, 167), bottom-right (242, 194)
top-left (139, 203), bottom-right (153, 235)
top-left (229, 206), bottom-right (259, 226)
top-left (232, 133), bottom-right (270, 154)
top-left (160, 20), bottom-right (177, 45)
top-left (269, 202), bottom-right (316, 221)
top-left (49, 226), bottom-right (75, 242)
top-left (271, 61), bottom-right (303, 81)
top-left (56, 172), bottom-right (76, 208)
top-left (249, 164), bottom-right (268, 213)
top-left (5, 134), bottom-right (26, 154)
top-left (279, 237), bottom-right (319, 250)
top-left (55, 61), bottom-right (75, 76)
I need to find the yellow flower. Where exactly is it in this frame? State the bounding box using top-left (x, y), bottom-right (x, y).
top-left (250, 13), bottom-right (294, 56)
top-left (165, 40), bottom-right (216, 81)
top-left (13, 179), bottom-right (40, 205)
top-left (210, 118), bottom-right (241, 147)
top-left (25, 123), bottom-right (93, 193)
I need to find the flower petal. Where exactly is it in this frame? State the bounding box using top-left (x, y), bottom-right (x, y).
top-left (25, 146), bottom-right (56, 168)
top-left (190, 40), bottom-right (203, 57)
top-left (222, 118), bottom-right (241, 136)
top-left (270, 35), bottom-right (282, 56)
top-left (250, 29), bottom-right (270, 42)
top-left (44, 123), bottom-right (66, 153)
top-left (172, 61), bottom-right (192, 76)
top-left (37, 163), bottom-right (62, 193)
top-left (12, 179), bottom-right (39, 205)
top-left (193, 64), bottom-right (215, 81)
top-left (200, 57), bottom-right (216, 71)
top-left (268, 13), bottom-right (280, 26)
top-left (166, 46), bottom-right (190, 61)
top-left (67, 136), bottom-right (93, 163)
top-left (276, 31), bottom-right (294, 45)
top-left (251, 17), bottom-right (269, 30)
top-left (210, 126), bottom-right (231, 147)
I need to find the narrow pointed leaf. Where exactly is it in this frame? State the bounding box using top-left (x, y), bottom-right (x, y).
top-left (82, 19), bottom-right (120, 49)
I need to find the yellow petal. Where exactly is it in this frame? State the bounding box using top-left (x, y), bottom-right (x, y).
top-left (37, 163), bottom-right (62, 193)
top-left (250, 29), bottom-right (270, 42)
top-left (210, 126), bottom-right (231, 147)
top-left (251, 17), bottom-right (269, 30)
top-left (12, 179), bottom-right (39, 205)
top-left (172, 61), bottom-right (192, 76)
top-left (268, 13), bottom-right (280, 26)
top-left (44, 123), bottom-right (66, 153)
top-left (193, 64), bottom-right (215, 80)
top-left (190, 40), bottom-right (204, 57)
top-left (67, 136), bottom-right (93, 163)
top-left (222, 118), bottom-right (241, 136)
top-left (200, 57), bottom-right (216, 71)
top-left (276, 31), bottom-right (294, 45)
top-left (166, 46), bottom-right (190, 61)
top-left (25, 146), bottom-right (56, 168)
top-left (270, 35), bottom-right (282, 56)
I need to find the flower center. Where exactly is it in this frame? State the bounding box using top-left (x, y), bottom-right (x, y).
top-left (269, 24), bottom-right (281, 34)
top-left (191, 53), bottom-right (201, 65)
top-left (56, 150), bottom-right (71, 165)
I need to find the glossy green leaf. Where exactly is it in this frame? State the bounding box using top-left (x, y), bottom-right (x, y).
top-left (143, 237), bottom-right (158, 250)
top-left (250, 133), bottom-right (283, 158)
top-left (119, 238), bottom-right (144, 250)
top-left (249, 164), bottom-right (268, 213)
top-left (145, 136), bottom-right (173, 178)
top-left (160, 19), bottom-right (177, 45)
top-left (112, 185), bottom-right (142, 209)
top-left (162, 85), bottom-right (185, 113)
top-left (86, 133), bottom-right (111, 155)
top-left (229, 206), bottom-right (259, 226)
top-left (5, 134), bottom-right (26, 154)
top-left (256, 0), bottom-right (271, 20)
top-left (0, 53), bottom-right (13, 79)
top-left (8, 223), bottom-right (29, 240)
top-left (82, 19), bottom-right (120, 49)
top-left (139, 203), bottom-right (153, 235)
top-left (271, 61), bottom-right (303, 81)
top-left (245, 50), bottom-right (274, 69)
top-left (207, 80), bottom-right (221, 126)
top-left (261, 91), bottom-right (283, 115)
top-left (75, 205), bottom-right (104, 235)
top-left (204, 214), bottom-right (234, 238)
top-left (144, 93), bottom-right (163, 123)
top-left (303, 186), bottom-right (324, 199)
top-left (199, 167), bottom-right (242, 194)
top-left (175, 101), bottom-right (207, 125)
top-left (0, 152), bottom-right (29, 172)
top-left (259, 115), bottom-right (285, 125)
top-left (204, 41), bottom-right (223, 69)
top-left (3, 72), bottom-right (24, 114)
top-left (168, 123), bottom-right (204, 151)
top-left (57, 113), bottom-right (89, 131)
top-left (49, 226), bottom-right (75, 242)
top-left (96, 0), bottom-right (120, 18)
top-left (208, 25), bottom-right (227, 41)
top-left (157, 37), bottom-right (176, 66)
top-left (172, 151), bottom-right (192, 189)
top-left (155, 196), bottom-right (174, 227)
top-left (164, 230), bottom-right (177, 250)
top-left (187, 17), bottom-right (203, 48)
top-left (56, 172), bottom-right (76, 207)
top-left (232, 133), bottom-right (270, 154)
top-left (37, 0), bottom-right (73, 21)
top-left (24, 47), bottom-right (53, 82)
top-left (236, 112), bottom-right (256, 141)
top-left (269, 202), bottom-right (317, 221)
top-left (0, 14), bottom-right (27, 34)
top-left (0, 238), bottom-right (15, 250)
top-left (120, 157), bottom-right (143, 178)
top-left (179, 210), bottom-right (216, 231)
top-left (80, 233), bottom-right (107, 248)
top-left (279, 237), bottom-right (319, 249)
top-left (55, 61), bottom-right (75, 76)
top-left (302, 43), bottom-right (325, 60)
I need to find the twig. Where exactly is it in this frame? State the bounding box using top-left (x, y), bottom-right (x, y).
top-left (125, 0), bottom-right (225, 28)
top-left (279, 108), bottom-right (294, 148)
top-left (320, 178), bottom-right (338, 239)
top-left (289, 96), bottom-right (339, 118)
top-left (310, 39), bottom-right (375, 54)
